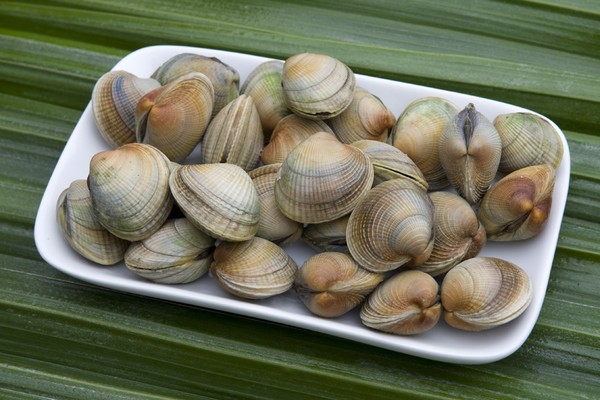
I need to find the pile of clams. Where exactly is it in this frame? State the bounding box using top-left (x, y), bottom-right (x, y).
top-left (57, 51), bottom-right (564, 336)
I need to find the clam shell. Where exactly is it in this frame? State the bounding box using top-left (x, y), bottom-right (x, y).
top-left (439, 103), bottom-right (502, 204)
top-left (327, 87), bottom-right (395, 143)
top-left (282, 53), bottom-right (356, 120)
top-left (201, 94), bottom-right (264, 171)
top-left (211, 236), bottom-right (297, 299)
top-left (347, 178), bottom-right (434, 273)
top-left (124, 218), bottom-right (215, 284)
top-left (56, 179), bottom-right (129, 265)
top-left (440, 257), bottom-right (533, 331)
top-left (360, 270), bottom-right (441, 335)
top-left (88, 143), bottom-right (174, 241)
top-left (494, 112), bottom-right (564, 173)
top-left (169, 163), bottom-right (260, 241)
top-left (151, 53), bottom-right (239, 117)
top-left (351, 140), bottom-right (428, 190)
top-left (260, 114), bottom-right (334, 165)
top-left (274, 132), bottom-right (374, 224)
top-left (414, 191), bottom-right (486, 276)
top-left (391, 96), bottom-right (458, 190)
top-left (135, 72), bottom-right (214, 161)
top-left (92, 70), bottom-right (160, 147)
top-left (478, 164), bottom-right (555, 241)
top-left (240, 60), bottom-right (291, 140)
top-left (302, 215), bottom-right (350, 254)
top-left (294, 252), bottom-right (384, 318)
top-left (249, 163), bottom-right (303, 245)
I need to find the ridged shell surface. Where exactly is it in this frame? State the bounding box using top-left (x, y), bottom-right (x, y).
top-left (151, 53), bottom-right (239, 117)
top-left (274, 132), bottom-right (374, 224)
top-left (135, 72), bottom-right (214, 162)
top-left (414, 191), bottom-right (486, 276)
top-left (57, 179), bottom-right (129, 265)
top-left (240, 60), bottom-right (291, 140)
top-left (478, 164), bottom-right (555, 241)
top-left (294, 252), bottom-right (384, 318)
top-left (302, 215), bottom-right (350, 254)
top-left (494, 112), bottom-right (564, 173)
top-left (346, 178), bottom-right (434, 272)
top-left (201, 94), bottom-right (263, 171)
top-left (328, 87), bottom-right (395, 143)
top-left (439, 103), bottom-right (502, 204)
top-left (169, 163), bottom-right (260, 241)
top-left (261, 114), bottom-right (334, 165)
top-left (88, 143), bottom-right (174, 242)
top-left (391, 96), bottom-right (458, 190)
top-left (282, 53), bottom-right (355, 120)
top-left (440, 257), bottom-right (533, 331)
top-left (124, 218), bottom-right (215, 284)
top-left (351, 140), bottom-right (428, 190)
top-left (249, 163), bottom-right (303, 244)
top-left (360, 270), bottom-right (441, 335)
top-left (92, 70), bottom-right (161, 147)
top-left (211, 237), bottom-right (297, 299)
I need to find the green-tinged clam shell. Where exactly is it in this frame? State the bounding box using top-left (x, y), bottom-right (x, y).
top-left (57, 179), bottom-right (129, 265)
top-left (124, 218), bottom-right (215, 284)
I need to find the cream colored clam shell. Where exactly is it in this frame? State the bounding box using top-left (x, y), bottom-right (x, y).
top-left (169, 163), bottom-right (260, 241)
top-left (57, 179), bottom-right (129, 265)
top-left (294, 252), bottom-right (384, 318)
top-left (440, 257), bottom-right (533, 331)
top-left (360, 270), bottom-right (441, 335)
top-left (211, 237), bottom-right (297, 299)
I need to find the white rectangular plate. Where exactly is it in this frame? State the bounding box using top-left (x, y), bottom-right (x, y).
top-left (34, 45), bottom-right (570, 364)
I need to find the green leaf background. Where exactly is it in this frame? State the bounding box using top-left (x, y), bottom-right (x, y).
top-left (1, 1), bottom-right (599, 398)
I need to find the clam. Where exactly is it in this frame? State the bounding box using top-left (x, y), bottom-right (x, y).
top-left (124, 218), bottom-right (215, 284)
top-left (391, 97), bottom-right (458, 190)
top-left (478, 164), bottom-right (555, 241)
top-left (88, 143), bottom-right (174, 242)
top-left (282, 53), bottom-right (355, 120)
top-left (151, 53), bottom-right (239, 117)
top-left (201, 94), bottom-right (263, 171)
top-left (135, 72), bottom-right (214, 161)
top-left (260, 114), bottom-right (334, 165)
top-left (351, 140), bottom-right (428, 190)
top-left (211, 236), bottom-right (297, 299)
top-left (240, 60), bottom-right (292, 140)
top-left (274, 132), bottom-right (374, 224)
top-left (169, 163), bottom-right (260, 241)
top-left (92, 70), bottom-right (161, 147)
top-left (360, 270), bottom-right (441, 335)
top-left (494, 112), bottom-right (564, 173)
top-left (249, 163), bottom-right (303, 245)
top-left (57, 179), bottom-right (129, 265)
top-left (327, 87), bottom-right (395, 143)
top-left (440, 257), bottom-right (533, 331)
top-left (302, 215), bottom-right (350, 254)
top-left (439, 103), bottom-right (502, 204)
top-left (346, 178), bottom-right (434, 273)
top-left (414, 191), bottom-right (486, 276)
top-left (294, 252), bottom-right (384, 318)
